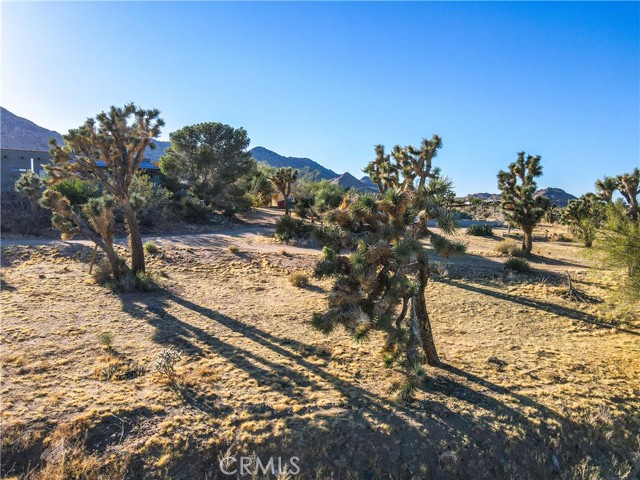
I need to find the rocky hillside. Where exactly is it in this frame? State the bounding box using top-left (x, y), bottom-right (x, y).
top-left (0, 107), bottom-right (170, 162)
top-left (533, 187), bottom-right (577, 207)
top-left (330, 172), bottom-right (377, 192)
top-left (1, 107), bottom-right (63, 150)
top-left (463, 188), bottom-right (577, 207)
top-left (250, 146), bottom-right (338, 180)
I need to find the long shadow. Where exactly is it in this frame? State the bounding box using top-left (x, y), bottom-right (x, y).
top-left (438, 278), bottom-right (640, 336)
top-left (120, 290), bottom-right (574, 427)
top-left (108, 290), bottom-right (632, 478)
top-left (527, 254), bottom-right (586, 269)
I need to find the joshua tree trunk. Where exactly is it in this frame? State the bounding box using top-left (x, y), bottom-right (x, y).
top-left (283, 193), bottom-right (290, 216)
top-left (413, 255), bottom-right (440, 366)
top-left (29, 195), bottom-right (38, 224)
top-left (522, 225), bottom-right (534, 255)
top-left (121, 197), bottom-right (145, 274)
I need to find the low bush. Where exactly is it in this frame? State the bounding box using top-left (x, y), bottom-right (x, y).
top-left (228, 245), bottom-right (240, 253)
top-left (504, 257), bottom-right (531, 273)
top-left (50, 178), bottom-right (100, 206)
top-left (144, 241), bottom-right (159, 255)
top-left (97, 331), bottom-right (114, 349)
top-left (289, 271), bottom-right (309, 287)
top-left (467, 224), bottom-right (493, 236)
top-left (494, 239), bottom-right (524, 257)
top-left (274, 215), bottom-right (312, 242)
top-left (179, 195), bottom-right (210, 224)
top-left (92, 258), bottom-right (159, 292)
top-left (153, 348), bottom-right (183, 381)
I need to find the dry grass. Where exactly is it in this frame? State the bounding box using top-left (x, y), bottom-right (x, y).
top-left (1, 227), bottom-right (639, 479)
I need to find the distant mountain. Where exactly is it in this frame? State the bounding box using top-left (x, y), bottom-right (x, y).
top-left (534, 187), bottom-right (577, 207)
top-left (360, 176), bottom-right (377, 189)
top-left (1, 107), bottom-right (63, 150)
top-left (463, 188), bottom-right (576, 207)
top-left (331, 172), bottom-right (377, 192)
top-left (250, 146), bottom-right (338, 180)
top-left (0, 107), bottom-right (169, 163)
top-left (463, 192), bottom-right (501, 202)
top-left (144, 140), bottom-right (171, 163)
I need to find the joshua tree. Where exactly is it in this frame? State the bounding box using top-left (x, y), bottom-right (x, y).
top-left (616, 168), bottom-right (639, 221)
top-left (271, 167), bottom-right (298, 216)
top-left (14, 170), bottom-right (43, 223)
top-left (312, 136), bottom-right (464, 400)
top-left (563, 193), bottom-right (605, 248)
top-left (497, 152), bottom-right (550, 255)
top-left (45, 103), bottom-right (164, 274)
top-left (40, 191), bottom-right (126, 279)
top-left (595, 176), bottom-right (618, 204)
top-left (596, 169), bottom-right (640, 220)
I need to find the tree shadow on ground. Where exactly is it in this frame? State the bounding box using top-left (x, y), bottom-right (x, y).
top-left (437, 277), bottom-right (640, 336)
top-left (113, 289), bottom-right (636, 479)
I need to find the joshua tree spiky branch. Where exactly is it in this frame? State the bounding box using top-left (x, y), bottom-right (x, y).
top-left (497, 152), bottom-right (550, 255)
top-left (45, 103), bottom-right (164, 274)
top-left (271, 167), bottom-right (298, 216)
top-left (313, 137), bottom-right (464, 400)
top-left (14, 170), bottom-right (43, 223)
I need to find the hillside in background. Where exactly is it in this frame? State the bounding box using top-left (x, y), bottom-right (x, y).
top-left (1, 107), bottom-right (63, 150)
top-left (463, 188), bottom-right (577, 207)
top-left (0, 107), bottom-right (170, 162)
top-left (0, 108), bottom-right (578, 202)
top-left (330, 172), bottom-right (377, 192)
top-left (534, 187), bottom-right (577, 207)
top-left (249, 146), bottom-right (338, 180)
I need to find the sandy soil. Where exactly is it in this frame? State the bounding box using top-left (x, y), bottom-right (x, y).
top-left (1, 217), bottom-right (639, 479)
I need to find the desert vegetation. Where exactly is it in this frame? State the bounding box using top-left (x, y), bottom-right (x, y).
top-left (2, 105), bottom-right (639, 479)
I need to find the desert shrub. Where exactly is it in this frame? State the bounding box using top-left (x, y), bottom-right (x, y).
top-left (592, 203), bottom-right (640, 298)
top-left (129, 173), bottom-right (175, 226)
top-left (97, 331), bottom-right (114, 349)
top-left (466, 224), bottom-right (493, 236)
top-left (504, 257), bottom-right (531, 272)
top-left (289, 271), bottom-right (309, 287)
top-left (312, 180), bottom-right (345, 212)
top-left (178, 194), bottom-right (210, 224)
top-left (92, 258), bottom-right (158, 292)
top-left (274, 215), bottom-right (312, 242)
top-left (153, 348), bottom-right (183, 381)
top-left (279, 249), bottom-right (289, 256)
top-left (50, 177), bottom-right (100, 206)
top-left (494, 239), bottom-right (524, 257)
top-left (228, 245), bottom-right (240, 253)
top-left (144, 241), bottom-right (159, 255)
top-left (293, 198), bottom-right (313, 219)
top-left (133, 271), bottom-right (158, 291)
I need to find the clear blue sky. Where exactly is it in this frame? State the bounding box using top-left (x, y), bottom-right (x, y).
top-left (2, 1), bottom-right (638, 195)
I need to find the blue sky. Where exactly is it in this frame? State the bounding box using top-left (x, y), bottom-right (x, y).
top-left (2, 1), bottom-right (638, 195)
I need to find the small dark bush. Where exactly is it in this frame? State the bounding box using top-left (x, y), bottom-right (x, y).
top-left (179, 195), bottom-right (210, 224)
top-left (274, 215), bottom-right (312, 242)
top-left (466, 224), bottom-right (493, 236)
top-left (504, 257), bottom-right (531, 273)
